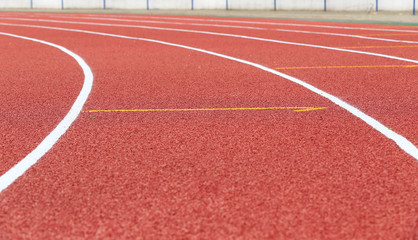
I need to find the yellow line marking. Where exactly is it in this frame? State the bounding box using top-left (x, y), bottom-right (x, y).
top-left (340, 45), bottom-right (418, 49)
top-left (292, 107), bottom-right (327, 112)
top-left (82, 106), bottom-right (327, 113)
top-left (275, 65), bottom-right (418, 70)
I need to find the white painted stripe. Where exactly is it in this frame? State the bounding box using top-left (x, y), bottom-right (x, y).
top-left (1, 19), bottom-right (417, 64)
top-left (3, 12), bottom-right (418, 34)
top-left (0, 23), bottom-right (416, 160)
top-left (0, 32), bottom-right (93, 193)
top-left (4, 17), bottom-right (418, 45)
top-left (69, 16), bottom-right (266, 30)
top-left (98, 15), bottom-right (418, 33)
top-left (273, 28), bottom-right (418, 44)
top-left (34, 15), bottom-right (418, 44)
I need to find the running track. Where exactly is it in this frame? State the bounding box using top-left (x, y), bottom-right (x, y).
top-left (0, 12), bottom-right (417, 239)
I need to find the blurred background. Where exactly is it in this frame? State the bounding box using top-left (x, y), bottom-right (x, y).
top-left (0, 0), bottom-right (415, 13)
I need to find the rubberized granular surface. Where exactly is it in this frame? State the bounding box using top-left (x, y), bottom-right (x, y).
top-left (0, 12), bottom-right (417, 239)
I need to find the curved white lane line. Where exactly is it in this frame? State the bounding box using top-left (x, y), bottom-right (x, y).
top-left (2, 20), bottom-right (417, 65)
top-left (34, 16), bottom-right (418, 44)
top-left (3, 17), bottom-right (418, 46)
top-left (92, 15), bottom-right (418, 33)
top-left (159, 18), bottom-right (418, 33)
top-left (1, 16), bottom-right (265, 30)
top-left (81, 16), bottom-right (266, 30)
top-left (4, 12), bottom-right (418, 33)
top-left (0, 24), bottom-right (416, 160)
top-left (0, 32), bottom-right (93, 193)
top-left (273, 28), bottom-right (418, 44)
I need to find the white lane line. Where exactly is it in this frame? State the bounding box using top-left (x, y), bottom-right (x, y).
top-left (0, 23), bottom-right (416, 160)
top-left (2, 19), bottom-right (417, 64)
top-left (3, 12), bottom-right (418, 34)
top-left (31, 15), bottom-right (418, 44)
top-left (88, 15), bottom-right (418, 33)
top-left (0, 32), bottom-right (93, 193)
top-left (69, 16), bottom-right (266, 30)
top-left (4, 16), bottom-right (418, 45)
top-left (273, 28), bottom-right (418, 44)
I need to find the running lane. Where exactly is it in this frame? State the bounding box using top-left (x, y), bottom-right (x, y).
top-left (0, 14), bottom-right (417, 239)
top-left (2, 16), bottom-right (416, 145)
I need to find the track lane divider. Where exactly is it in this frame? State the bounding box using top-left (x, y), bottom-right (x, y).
top-left (3, 16), bottom-right (267, 30)
top-left (3, 18), bottom-right (418, 50)
top-left (72, 15), bottom-right (418, 33)
top-left (273, 28), bottom-right (418, 44)
top-left (0, 23), bottom-right (416, 160)
top-left (276, 65), bottom-right (418, 69)
top-left (17, 16), bottom-right (418, 44)
top-left (359, 33), bottom-right (418, 36)
top-left (341, 45), bottom-right (418, 49)
top-left (0, 32), bottom-right (93, 193)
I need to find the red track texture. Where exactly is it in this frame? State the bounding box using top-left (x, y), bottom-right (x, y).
top-left (0, 12), bottom-right (417, 239)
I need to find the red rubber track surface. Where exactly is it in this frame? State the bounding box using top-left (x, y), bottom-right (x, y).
top-left (0, 35), bottom-right (83, 176)
top-left (0, 12), bottom-right (417, 239)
